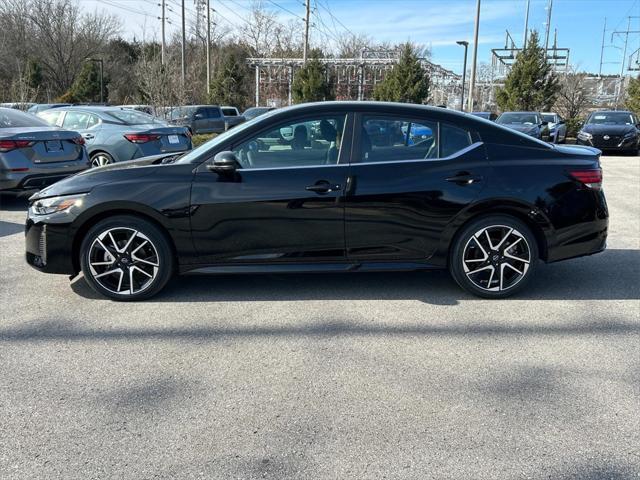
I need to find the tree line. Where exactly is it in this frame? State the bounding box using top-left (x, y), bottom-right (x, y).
top-left (1, 0), bottom-right (639, 131)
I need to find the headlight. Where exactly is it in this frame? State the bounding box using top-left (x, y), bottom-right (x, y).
top-left (577, 131), bottom-right (592, 141)
top-left (32, 194), bottom-right (86, 215)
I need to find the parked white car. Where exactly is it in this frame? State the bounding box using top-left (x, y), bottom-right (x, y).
top-left (541, 112), bottom-right (567, 144)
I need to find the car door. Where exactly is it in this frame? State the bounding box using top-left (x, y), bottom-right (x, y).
top-left (189, 112), bottom-right (353, 265)
top-left (61, 111), bottom-right (100, 148)
top-left (193, 107), bottom-right (209, 133)
top-left (345, 113), bottom-right (490, 261)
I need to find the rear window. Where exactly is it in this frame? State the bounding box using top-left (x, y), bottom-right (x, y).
top-left (0, 109), bottom-right (49, 128)
top-left (107, 109), bottom-right (160, 125)
top-left (222, 108), bottom-right (237, 116)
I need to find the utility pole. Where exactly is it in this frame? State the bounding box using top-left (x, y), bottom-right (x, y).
top-left (544, 0), bottom-right (553, 52)
top-left (522, 0), bottom-right (530, 49)
top-left (161, 0), bottom-right (166, 65)
top-left (467, 0), bottom-right (480, 112)
top-left (616, 16), bottom-right (631, 108)
top-left (206, 0), bottom-right (211, 97)
top-left (303, 0), bottom-right (310, 63)
top-left (181, 0), bottom-right (186, 86)
top-left (598, 18), bottom-right (607, 76)
top-left (456, 41), bottom-right (468, 112)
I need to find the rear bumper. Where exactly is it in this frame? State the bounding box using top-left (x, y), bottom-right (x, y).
top-left (0, 167), bottom-right (87, 192)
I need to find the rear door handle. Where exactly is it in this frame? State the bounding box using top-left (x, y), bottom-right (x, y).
top-left (306, 180), bottom-right (341, 194)
top-left (446, 173), bottom-right (482, 185)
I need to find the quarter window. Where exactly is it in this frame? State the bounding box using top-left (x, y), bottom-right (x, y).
top-left (440, 123), bottom-right (472, 158)
top-left (233, 115), bottom-right (346, 169)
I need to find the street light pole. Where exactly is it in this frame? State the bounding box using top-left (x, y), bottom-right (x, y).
top-left (456, 41), bottom-right (468, 111)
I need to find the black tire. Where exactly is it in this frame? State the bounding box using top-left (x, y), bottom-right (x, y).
top-left (449, 215), bottom-right (538, 299)
top-left (79, 215), bottom-right (175, 301)
top-left (90, 151), bottom-right (114, 167)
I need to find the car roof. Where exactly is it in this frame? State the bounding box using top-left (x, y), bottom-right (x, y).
top-left (591, 110), bottom-right (632, 114)
top-left (499, 111), bottom-right (540, 114)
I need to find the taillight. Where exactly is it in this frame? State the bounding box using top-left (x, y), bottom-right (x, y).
top-left (0, 139), bottom-right (35, 152)
top-left (569, 168), bottom-right (602, 190)
top-left (71, 136), bottom-right (85, 145)
top-left (124, 133), bottom-right (161, 143)
top-left (184, 130), bottom-right (192, 138)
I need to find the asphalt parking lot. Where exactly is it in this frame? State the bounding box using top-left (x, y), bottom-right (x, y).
top-left (0, 155), bottom-right (638, 479)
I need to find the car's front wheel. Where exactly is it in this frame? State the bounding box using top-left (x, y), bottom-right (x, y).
top-left (449, 215), bottom-right (538, 298)
top-left (79, 215), bottom-right (174, 300)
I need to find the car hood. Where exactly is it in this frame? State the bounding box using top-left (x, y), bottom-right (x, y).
top-left (30, 153), bottom-right (179, 200)
top-left (581, 124), bottom-right (637, 135)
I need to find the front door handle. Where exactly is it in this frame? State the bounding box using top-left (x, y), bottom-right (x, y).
top-left (446, 172), bottom-right (482, 185)
top-left (306, 180), bottom-right (341, 194)
top-left (82, 133), bottom-right (94, 140)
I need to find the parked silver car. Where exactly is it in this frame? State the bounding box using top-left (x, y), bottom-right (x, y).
top-left (541, 112), bottom-right (567, 143)
top-left (0, 107), bottom-right (88, 192)
top-left (27, 103), bottom-right (72, 114)
top-left (37, 106), bottom-right (192, 166)
top-left (168, 105), bottom-right (226, 134)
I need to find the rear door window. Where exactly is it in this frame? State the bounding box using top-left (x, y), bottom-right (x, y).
top-left (62, 111), bottom-right (91, 130)
top-left (39, 110), bottom-right (64, 127)
top-left (360, 116), bottom-right (438, 162)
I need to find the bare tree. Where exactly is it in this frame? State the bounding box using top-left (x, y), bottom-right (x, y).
top-left (242, 1), bottom-right (278, 57)
top-left (555, 70), bottom-right (590, 120)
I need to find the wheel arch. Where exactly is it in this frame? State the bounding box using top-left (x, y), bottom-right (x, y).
top-left (437, 199), bottom-right (555, 266)
top-left (70, 205), bottom-right (178, 274)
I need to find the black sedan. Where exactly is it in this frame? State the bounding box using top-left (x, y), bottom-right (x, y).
top-left (576, 110), bottom-right (640, 154)
top-left (25, 102), bottom-right (608, 300)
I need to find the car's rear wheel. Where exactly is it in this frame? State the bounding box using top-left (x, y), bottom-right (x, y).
top-left (79, 216), bottom-right (174, 301)
top-left (90, 152), bottom-right (114, 167)
top-left (449, 215), bottom-right (538, 299)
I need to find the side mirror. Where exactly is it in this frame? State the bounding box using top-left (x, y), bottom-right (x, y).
top-left (540, 121), bottom-right (549, 127)
top-left (194, 113), bottom-right (205, 119)
top-left (207, 151), bottom-right (241, 174)
top-left (558, 120), bottom-right (565, 125)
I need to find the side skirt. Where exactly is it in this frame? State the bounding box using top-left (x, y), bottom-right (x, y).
top-left (181, 261), bottom-right (443, 275)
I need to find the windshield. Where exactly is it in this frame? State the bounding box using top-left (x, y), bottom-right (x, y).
top-left (541, 114), bottom-right (556, 123)
top-left (170, 107), bottom-right (196, 120)
top-left (497, 113), bottom-right (539, 125)
top-left (587, 112), bottom-right (634, 125)
top-left (107, 109), bottom-right (162, 125)
top-left (176, 110), bottom-right (279, 164)
top-left (0, 108), bottom-right (49, 128)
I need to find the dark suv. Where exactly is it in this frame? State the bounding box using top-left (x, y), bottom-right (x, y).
top-left (25, 101), bottom-right (608, 301)
top-left (169, 105), bottom-right (226, 134)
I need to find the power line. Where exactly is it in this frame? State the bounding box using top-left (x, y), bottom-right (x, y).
top-left (316, 0), bottom-right (356, 39)
top-left (264, 0), bottom-right (303, 20)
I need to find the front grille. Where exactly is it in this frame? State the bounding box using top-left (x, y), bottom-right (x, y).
top-left (592, 135), bottom-right (622, 147)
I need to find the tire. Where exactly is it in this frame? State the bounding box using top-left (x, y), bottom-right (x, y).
top-left (90, 151), bottom-right (114, 167)
top-left (449, 215), bottom-right (538, 299)
top-left (79, 215), bottom-right (175, 301)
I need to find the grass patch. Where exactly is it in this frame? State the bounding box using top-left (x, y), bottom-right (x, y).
top-left (191, 133), bottom-right (217, 147)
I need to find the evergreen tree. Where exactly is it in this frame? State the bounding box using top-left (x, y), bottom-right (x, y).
top-left (69, 61), bottom-right (107, 103)
top-left (625, 75), bottom-right (640, 114)
top-left (208, 50), bottom-right (249, 109)
top-left (496, 31), bottom-right (559, 111)
top-left (25, 59), bottom-right (43, 91)
top-left (373, 43), bottom-right (429, 104)
top-left (292, 50), bottom-right (333, 103)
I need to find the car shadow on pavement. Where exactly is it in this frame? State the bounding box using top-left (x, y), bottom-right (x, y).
top-left (0, 220), bottom-right (23, 238)
top-left (70, 248), bottom-right (640, 303)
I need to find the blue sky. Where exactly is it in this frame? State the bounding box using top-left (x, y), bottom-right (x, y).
top-left (82, 0), bottom-right (640, 75)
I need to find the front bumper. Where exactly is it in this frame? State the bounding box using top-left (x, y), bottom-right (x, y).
top-left (1, 167), bottom-right (87, 192)
top-left (576, 136), bottom-right (638, 151)
top-left (25, 216), bottom-right (75, 275)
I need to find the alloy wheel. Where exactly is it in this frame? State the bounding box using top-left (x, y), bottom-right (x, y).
top-left (91, 154), bottom-right (112, 167)
top-left (87, 227), bottom-right (159, 295)
top-left (462, 225), bottom-right (531, 292)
